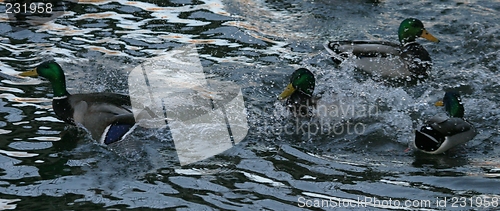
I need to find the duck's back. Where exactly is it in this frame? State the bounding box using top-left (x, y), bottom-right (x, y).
top-left (325, 40), bottom-right (433, 79)
top-left (52, 93), bottom-right (133, 128)
top-left (325, 41), bottom-right (409, 77)
top-left (325, 41), bottom-right (401, 57)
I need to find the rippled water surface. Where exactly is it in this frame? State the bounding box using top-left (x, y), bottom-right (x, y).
top-left (1, 0), bottom-right (500, 210)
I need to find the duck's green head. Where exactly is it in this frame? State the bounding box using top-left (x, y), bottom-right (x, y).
top-left (278, 68), bottom-right (315, 100)
top-left (435, 92), bottom-right (465, 118)
top-left (398, 18), bottom-right (439, 44)
top-left (20, 61), bottom-right (68, 97)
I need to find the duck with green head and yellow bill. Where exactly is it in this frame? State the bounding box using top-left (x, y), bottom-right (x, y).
top-left (278, 68), bottom-right (316, 116)
top-left (414, 92), bottom-right (477, 154)
top-left (324, 18), bottom-right (439, 80)
top-left (278, 68), bottom-right (373, 121)
top-left (19, 61), bottom-right (136, 145)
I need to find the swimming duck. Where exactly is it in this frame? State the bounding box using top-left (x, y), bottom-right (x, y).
top-left (413, 92), bottom-right (477, 154)
top-left (324, 18), bottom-right (439, 79)
top-left (277, 68), bottom-right (357, 119)
top-left (19, 61), bottom-right (136, 145)
top-left (278, 68), bottom-right (316, 116)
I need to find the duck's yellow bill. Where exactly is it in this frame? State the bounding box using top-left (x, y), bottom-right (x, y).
top-left (435, 101), bottom-right (444, 106)
top-left (420, 29), bottom-right (439, 43)
top-left (278, 83), bottom-right (296, 100)
top-left (19, 68), bottom-right (39, 77)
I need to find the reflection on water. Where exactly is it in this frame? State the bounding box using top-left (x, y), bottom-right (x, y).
top-left (1, 0), bottom-right (500, 210)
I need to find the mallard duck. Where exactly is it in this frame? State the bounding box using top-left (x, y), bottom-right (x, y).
top-left (413, 92), bottom-right (477, 154)
top-left (277, 68), bottom-right (357, 119)
top-left (324, 18), bottom-right (439, 79)
top-left (277, 68), bottom-right (316, 116)
top-left (19, 61), bottom-right (136, 145)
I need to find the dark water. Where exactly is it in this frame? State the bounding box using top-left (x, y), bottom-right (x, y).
top-left (1, 0), bottom-right (500, 210)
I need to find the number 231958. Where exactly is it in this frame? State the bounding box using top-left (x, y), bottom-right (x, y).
top-left (451, 196), bottom-right (499, 208)
top-left (5, 3), bottom-right (53, 14)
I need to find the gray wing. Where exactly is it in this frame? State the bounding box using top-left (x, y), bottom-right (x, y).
top-left (324, 41), bottom-right (401, 58)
